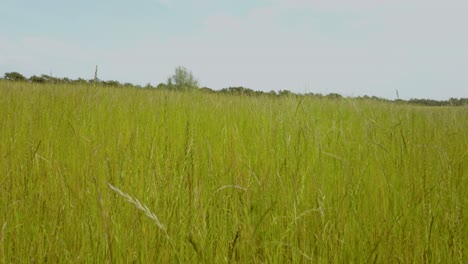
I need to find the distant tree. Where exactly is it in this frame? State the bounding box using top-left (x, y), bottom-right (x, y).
top-left (4, 72), bottom-right (27, 82)
top-left (267, 90), bottom-right (278, 96)
top-left (305, 92), bottom-right (323, 98)
top-left (448, 98), bottom-right (468, 106)
top-left (156, 83), bottom-right (169, 89)
top-left (219, 86), bottom-right (271, 96)
top-left (29, 75), bottom-right (46, 83)
top-left (199, 87), bottom-right (214, 93)
top-left (408, 98), bottom-right (444, 106)
top-left (61, 77), bottom-right (72, 83)
top-left (167, 66), bottom-right (199, 89)
top-left (73, 78), bottom-right (88, 84)
top-left (326, 93), bottom-right (343, 99)
top-left (102, 80), bottom-right (121, 87)
top-left (279, 90), bottom-right (294, 97)
top-left (40, 74), bottom-right (59, 84)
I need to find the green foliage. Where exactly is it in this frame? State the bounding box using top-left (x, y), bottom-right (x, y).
top-left (219, 87), bottom-right (280, 96)
top-left (1, 71), bottom-right (467, 106)
top-left (101, 80), bottom-right (121, 87)
top-left (267, 90), bottom-right (278, 96)
top-left (220, 86), bottom-right (258, 96)
top-left (4, 72), bottom-right (27, 82)
top-left (199, 87), bottom-right (214, 93)
top-left (40, 74), bottom-right (59, 84)
top-left (156, 83), bottom-right (169, 89)
top-left (408, 97), bottom-right (468, 106)
top-left (29, 75), bottom-right (46, 83)
top-left (326, 93), bottom-right (343, 99)
top-left (167, 66), bottom-right (199, 89)
top-left (0, 81), bottom-right (467, 262)
top-left (28, 74), bottom-right (64, 84)
top-left (278, 89), bottom-right (294, 97)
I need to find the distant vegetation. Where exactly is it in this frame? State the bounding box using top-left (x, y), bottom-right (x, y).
top-left (2, 70), bottom-right (467, 106)
top-left (166, 66), bottom-right (199, 89)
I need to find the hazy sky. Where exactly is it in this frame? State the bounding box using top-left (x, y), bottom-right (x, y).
top-left (1, 0), bottom-right (467, 99)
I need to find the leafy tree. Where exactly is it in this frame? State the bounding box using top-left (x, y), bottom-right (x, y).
top-left (167, 66), bottom-right (199, 89)
top-left (279, 90), bottom-right (294, 97)
top-left (305, 92), bottom-right (323, 98)
top-left (220, 86), bottom-right (261, 96)
top-left (199, 87), bottom-right (214, 93)
top-left (40, 74), bottom-right (59, 84)
top-left (73, 78), bottom-right (88, 84)
top-left (267, 90), bottom-right (278, 96)
top-left (102, 80), bottom-right (121, 87)
top-left (29, 75), bottom-right (46, 83)
top-left (61, 77), bottom-right (72, 83)
top-left (157, 83), bottom-right (169, 89)
top-left (326, 93), bottom-right (343, 99)
top-left (4, 72), bottom-right (27, 82)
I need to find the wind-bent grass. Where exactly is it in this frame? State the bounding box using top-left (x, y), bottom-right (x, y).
top-left (107, 183), bottom-right (168, 234)
top-left (0, 80), bottom-right (467, 263)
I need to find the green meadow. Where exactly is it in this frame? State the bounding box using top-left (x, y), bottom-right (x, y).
top-left (0, 80), bottom-right (467, 263)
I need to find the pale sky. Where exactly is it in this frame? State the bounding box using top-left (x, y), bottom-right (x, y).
top-left (1, 0), bottom-right (467, 99)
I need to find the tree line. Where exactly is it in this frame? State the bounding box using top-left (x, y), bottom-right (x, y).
top-left (2, 69), bottom-right (467, 107)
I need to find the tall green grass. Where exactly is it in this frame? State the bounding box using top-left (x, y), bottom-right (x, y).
top-left (0, 80), bottom-right (467, 263)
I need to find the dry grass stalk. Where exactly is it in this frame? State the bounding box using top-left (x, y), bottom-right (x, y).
top-left (107, 183), bottom-right (181, 262)
top-left (107, 183), bottom-right (167, 233)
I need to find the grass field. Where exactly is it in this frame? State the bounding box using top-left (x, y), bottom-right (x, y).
top-left (0, 80), bottom-right (467, 263)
